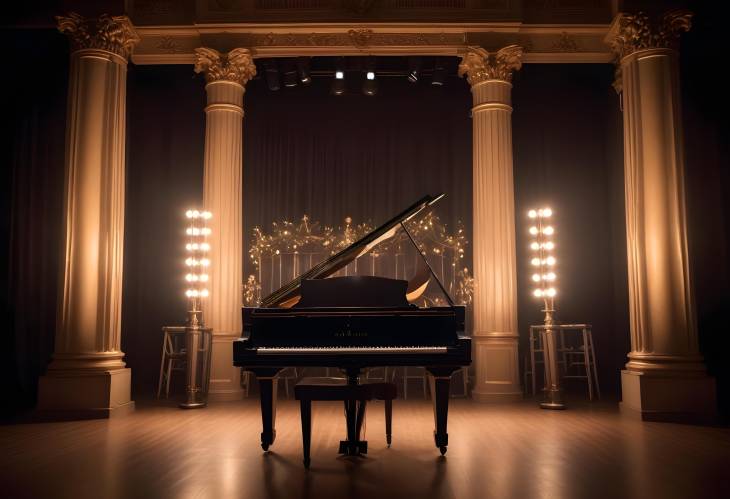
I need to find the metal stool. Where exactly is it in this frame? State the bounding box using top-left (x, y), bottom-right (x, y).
top-left (527, 324), bottom-right (600, 400)
top-left (157, 326), bottom-right (187, 398)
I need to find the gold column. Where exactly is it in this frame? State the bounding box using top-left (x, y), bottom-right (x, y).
top-left (194, 48), bottom-right (256, 401)
top-left (37, 13), bottom-right (139, 417)
top-left (607, 10), bottom-right (716, 421)
top-left (459, 46), bottom-right (524, 402)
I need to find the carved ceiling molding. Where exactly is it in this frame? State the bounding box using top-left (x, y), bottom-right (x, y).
top-left (457, 45), bottom-right (523, 85)
top-left (194, 48), bottom-right (257, 85)
top-left (130, 24), bottom-right (614, 65)
top-left (56, 12), bottom-right (140, 59)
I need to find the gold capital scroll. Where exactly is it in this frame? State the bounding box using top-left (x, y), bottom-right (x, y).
top-left (607, 10), bottom-right (692, 94)
top-left (194, 48), bottom-right (257, 86)
top-left (458, 45), bottom-right (524, 86)
top-left (56, 13), bottom-right (140, 59)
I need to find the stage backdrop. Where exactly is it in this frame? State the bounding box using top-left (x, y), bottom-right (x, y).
top-left (4, 8), bottom-right (729, 414)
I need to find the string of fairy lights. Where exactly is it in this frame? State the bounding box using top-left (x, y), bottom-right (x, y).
top-left (245, 211), bottom-right (474, 307)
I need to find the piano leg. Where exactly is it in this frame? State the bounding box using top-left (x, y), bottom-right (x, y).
top-left (253, 368), bottom-right (281, 451)
top-left (427, 367), bottom-right (458, 455)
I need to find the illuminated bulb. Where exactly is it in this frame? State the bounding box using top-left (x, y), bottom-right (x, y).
top-left (532, 274), bottom-right (541, 282)
top-left (199, 274), bottom-right (209, 282)
top-left (537, 209), bottom-right (544, 217)
top-left (185, 289), bottom-right (193, 298)
top-left (186, 210), bottom-right (194, 219)
top-left (544, 241), bottom-right (555, 250)
top-left (545, 272), bottom-right (556, 281)
top-left (186, 228), bottom-right (193, 235)
top-left (542, 208), bottom-right (552, 218)
top-left (192, 210), bottom-right (200, 219)
top-left (528, 210), bottom-right (537, 219)
top-left (529, 226), bottom-right (539, 235)
top-left (366, 71), bottom-right (375, 80)
top-left (546, 288), bottom-right (557, 297)
top-left (200, 289), bottom-right (209, 298)
top-left (531, 257), bottom-right (541, 266)
top-left (335, 70), bottom-right (344, 80)
top-left (543, 226), bottom-right (554, 235)
top-left (185, 257), bottom-right (195, 266)
top-left (200, 258), bottom-right (210, 267)
top-left (185, 273), bottom-right (193, 282)
top-left (533, 289), bottom-right (543, 298)
top-left (546, 256), bottom-right (556, 266)
top-left (200, 243), bottom-right (210, 252)
top-left (530, 242), bottom-right (540, 251)
top-left (201, 228), bottom-right (212, 236)
top-left (186, 243), bottom-right (193, 251)
top-left (202, 211), bottom-right (212, 220)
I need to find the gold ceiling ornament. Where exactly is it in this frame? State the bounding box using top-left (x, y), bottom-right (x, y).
top-left (608, 10), bottom-right (693, 61)
top-left (56, 12), bottom-right (140, 59)
top-left (193, 47), bottom-right (257, 85)
top-left (551, 32), bottom-right (579, 53)
top-left (348, 28), bottom-right (374, 48)
top-left (458, 45), bottom-right (524, 86)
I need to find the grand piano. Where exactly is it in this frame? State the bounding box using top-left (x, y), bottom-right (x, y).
top-left (234, 194), bottom-right (471, 455)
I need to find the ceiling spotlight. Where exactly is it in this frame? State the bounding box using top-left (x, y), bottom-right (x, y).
top-left (432, 57), bottom-right (447, 86)
top-left (281, 59), bottom-right (298, 88)
top-left (263, 59), bottom-right (280, 91)
top-left (363, 56), bottom-right (378, 96)
top-left (296, 57), bottom-right (311, 84)
top-left (407, 56), bottom-right (422, 83)
top-left (332, 58), bottom-right (346, 96)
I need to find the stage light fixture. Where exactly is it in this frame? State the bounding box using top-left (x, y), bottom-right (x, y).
top-left (331, 58), bottom-right (346, 95)
top-left (408, 56), bottom-right (422, 83)
top-left (281, 59), bottom-right (298, 88)
top-left (296, 57), bottom-right (311, 84)
top-left (263, 59), bottom-right (281, 91)
top-left (432, 57), bottom-right (447, 86)
top-left (527, 206), bottom-right (564, 409)
top-left (363, 57), bottom-right (378, 96)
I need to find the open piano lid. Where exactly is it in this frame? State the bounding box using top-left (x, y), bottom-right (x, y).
top-left (259, 193), bottom-right (445, 308)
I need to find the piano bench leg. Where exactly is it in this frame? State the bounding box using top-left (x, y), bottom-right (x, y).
top-left (300, 399), bottom-right (312, 468)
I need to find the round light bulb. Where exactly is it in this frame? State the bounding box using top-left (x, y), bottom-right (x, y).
top-left (545, 272), bottom-right (556, 281)
top-left (530, 242), bottom-right (540, 251)
top-left (185, 289), bottom-right (194, 297)
top-left (532, 274), bottom-right (541, 282)
top-left (528, 210), bottom-right (537, 219)
top-left (200, 243), bottom-right (210, 252)
top-left (185, 210), bottom-right (194, 219)
top-left (544, 241), bottom-right (555, 250)
top-left (185, 273), bottom-right (193, 282)
top-left (199, 274), bottom-right (209, 282)
top-left (529, 226), bottom-right (539, 235)
top-left (546, 288), bottom-right (557, 297)
top-left (192, 210), bottom-right (200, 219)
top-left (201, 228), bottom-right (212, 236)
top-left (200, 258), bottom-right (210, 267)
top-left (202, 211), bottom-right (212, 220)
top-left (542, 208), bottom-right (552, 218)
top-left (186, 243), bottom-right (193, 251)
top-left (543, 226), bottom-right (554, 235)
top-left (185, 258), bottom-right (194, 266)
top-left (531, 257), bottom-right (541, 266)
top-left (533, 289), bottom-right (543, 298)
top-left (546, 256), bottom-right (556, 266)
top-left (200, 289), bottom-right (209, 298)
top-left (186, 228), bottom-right (193, 235)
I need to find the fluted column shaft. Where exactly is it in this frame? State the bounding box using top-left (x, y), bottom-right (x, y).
top-left (195, 48), bottom-right (256, 401)
top-left (460, 46), bottom-right (523, 402)
top-left (608, 10), bottom-right (716, 421)
top-left (38, 13), bottom-right (139, 417)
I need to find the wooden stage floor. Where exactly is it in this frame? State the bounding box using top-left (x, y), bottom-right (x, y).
top-left (2, 398), bottom-right (729, 499)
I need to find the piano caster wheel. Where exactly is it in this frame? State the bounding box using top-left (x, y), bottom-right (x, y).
top-left (439, 446), bottom-right (447, 456)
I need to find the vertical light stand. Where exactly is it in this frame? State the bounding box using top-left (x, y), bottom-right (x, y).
top-left (528, 208), bottom-right (565, 410)
top-left (180, 210), bottom-right (213, 409)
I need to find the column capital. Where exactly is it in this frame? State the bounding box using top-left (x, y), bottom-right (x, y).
top-left (606, 10), bottom-right (692, 61)
top-left (56, 12), bottom-right (139, 60)
top-left (194, 48), bottom-right (257, 86)
top-left (458, 45), bottom-right (523, 87)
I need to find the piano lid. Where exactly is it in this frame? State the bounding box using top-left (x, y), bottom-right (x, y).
top-left (259, 193), bottom-right (444, 308)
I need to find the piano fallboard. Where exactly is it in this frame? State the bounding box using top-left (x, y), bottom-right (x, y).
top-left (243, 306), bottom-right (465, 349)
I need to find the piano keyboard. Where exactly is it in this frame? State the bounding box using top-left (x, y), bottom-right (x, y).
top-left (257, 346), bottom-right (448, 355)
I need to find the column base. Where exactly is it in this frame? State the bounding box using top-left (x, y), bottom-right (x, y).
top-left (37, 367), bottom-right (134, 420)
top-left (620, 369), bottom-right (717, 423)
top-left (208, 334), bottom-right (246, 402)
top-left (471, 335), bottom-right (522, 403)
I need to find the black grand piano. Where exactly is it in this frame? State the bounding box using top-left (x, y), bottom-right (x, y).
top-left (234, 194), bottom-right (471, 455)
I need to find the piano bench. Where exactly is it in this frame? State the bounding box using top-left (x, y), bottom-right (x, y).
top-left (294, 377), bottom-right (397, 468)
